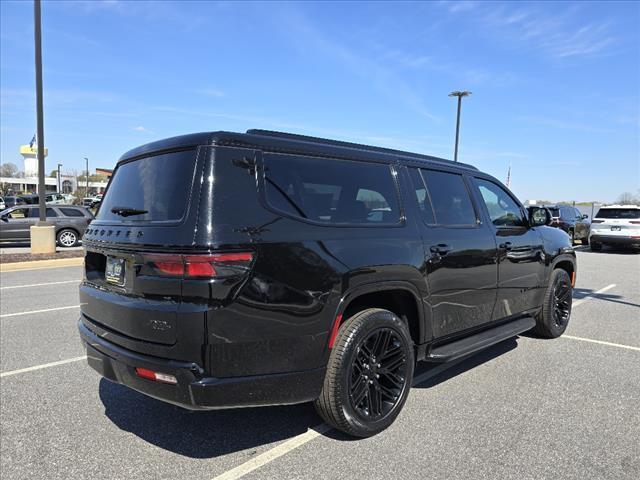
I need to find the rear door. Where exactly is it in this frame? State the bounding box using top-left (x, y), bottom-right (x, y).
top-left (408, 167), bottom-right (498, 338)
top-left (470, 177), bottom-right (546, 319)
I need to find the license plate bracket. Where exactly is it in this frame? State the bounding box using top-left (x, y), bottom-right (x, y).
top-left (105, 256), bottom-right (125, 285)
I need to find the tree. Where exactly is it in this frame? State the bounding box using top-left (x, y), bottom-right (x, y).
top-left (616, 191), bottom-right (640, 205)
top-left (0, 162), bottom-right (19, 178)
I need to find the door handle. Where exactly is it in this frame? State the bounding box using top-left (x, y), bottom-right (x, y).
top-left (430, 244), bottom-right (453, 255)
top-left (499, 241), bottom-right (513, 251)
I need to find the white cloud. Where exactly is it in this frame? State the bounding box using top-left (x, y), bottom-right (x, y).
top-left (132, 126), bottom-right (152, 133)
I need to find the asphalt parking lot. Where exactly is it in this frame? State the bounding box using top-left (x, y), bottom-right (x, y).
top-left (1, 247), bottom-right (639, 480)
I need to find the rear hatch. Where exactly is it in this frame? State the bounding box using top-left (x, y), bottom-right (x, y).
top-left (591, 207), bottom-right (640, 237)
top-left (81, 147), bottom-right (206, 361)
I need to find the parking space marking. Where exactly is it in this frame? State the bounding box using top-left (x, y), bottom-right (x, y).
top-left (562, 335), bottom-right (640, 352)
top-left (211, 357), bottom-right (469, 480)
top-left (0, 355), bottom-right (86, 378)
top-left (573, 283), bottom-right (616, 307)
top-left (0, 304), bottom-right (80, 318)
top-left (0, 280), bottom-right (79, 290)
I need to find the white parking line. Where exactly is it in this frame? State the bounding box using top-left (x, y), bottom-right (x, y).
top-left (0, 305), bottom-right (80, 318)
top-left (573, 283), bottom-right (616, 307)
top-left (211, 357), bottom-right (468, 480)
top-left (562, 335), bottom-right (640, 352)
top-left (0, 280), bottom-right (79, 290)
top-left (0, 356), bottom-right (86, 378)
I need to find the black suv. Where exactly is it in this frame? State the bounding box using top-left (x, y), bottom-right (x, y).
top-left (78, 130), bottom-right (576, 437)
top-left (544, 205), bottom-right (590, 245)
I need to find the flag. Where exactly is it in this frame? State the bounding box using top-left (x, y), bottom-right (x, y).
top-left (505, 164), bottom-right (511, 188)
top-left (29, 134), bottom-right (36, 148)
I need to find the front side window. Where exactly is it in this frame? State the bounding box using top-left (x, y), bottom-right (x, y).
top-left (421, 170), bottom-right (477, 226)
top-left (263, 154), bottom-right (400, 225)
top-left (474, 178), bottom-right (525, 227)
top-left (7, 207), bottom-right (30, 218)
top-left (46, 208), bottom-right (58, 217)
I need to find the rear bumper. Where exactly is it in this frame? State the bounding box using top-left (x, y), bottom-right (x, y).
top-left (78, 320), bottom-right (325, 410)
top-left (589, 234), bottom-right (640, 247)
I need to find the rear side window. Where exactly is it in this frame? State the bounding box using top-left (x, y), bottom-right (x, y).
top-left (421, 170), bottom-right (477, 226)
top-left (263, 154), bottom-right (400, 225)
top-left (595, 208), bottom-right (640, 219)
top-left (60, 208), bottom-right (85, 217)
top-left (46, 208), bottom-right (58, 217)
top-left (97, 149), bottom-right (197, 222)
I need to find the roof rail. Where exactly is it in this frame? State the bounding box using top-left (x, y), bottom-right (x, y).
top-left (246, 129), bottom-right (478, 170)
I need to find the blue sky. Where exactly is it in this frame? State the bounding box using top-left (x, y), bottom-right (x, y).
top-left (1, 0), bottom-right (638, 202)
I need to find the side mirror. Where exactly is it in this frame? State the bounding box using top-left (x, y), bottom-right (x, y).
top-left (528, 206), bottom-right (551, 227)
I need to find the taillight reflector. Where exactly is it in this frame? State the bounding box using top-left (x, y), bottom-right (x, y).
top-left (135, 367), bottom-right (177, 385)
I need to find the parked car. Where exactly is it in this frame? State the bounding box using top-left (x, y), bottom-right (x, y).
top-left (18, 193), bottom-right (67, 205)
top-left (2, 196), bottom-right (27, 208)
top-left (0, 205), bottom-right (93, 247)
top-left (78, 130), bottom-right (576, 438)
top-left (589, 205), bottom-right (640, 251)
top-left (542, 204), bottom-right (590, 245)
top-left (0, 197), bottom-right (5, 210)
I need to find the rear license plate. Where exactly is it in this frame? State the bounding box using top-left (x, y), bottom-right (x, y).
top-left (611, 226), bottom-right (622, 231)
top-left (105, 256), bottom-right (125, 285)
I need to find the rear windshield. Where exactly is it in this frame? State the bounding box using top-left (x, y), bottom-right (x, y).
top-left (97, 149), bottom-right (197, 222)
top-left (595, 208), bottom-right (640, 219)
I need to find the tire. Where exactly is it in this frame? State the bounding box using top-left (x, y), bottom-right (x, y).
top-left (590, 242), bottom-right (602, 252)
top-left (314, 308), bottom-right (415, 438)
top-left (57, 229), bottom-right (79, 247)
top-left (532, 269), bottom-right (572, 338)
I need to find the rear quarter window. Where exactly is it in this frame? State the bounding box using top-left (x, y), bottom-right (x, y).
top-left (60, 208), bottom-right (85, 217)
top-left (262, 153), bottom-right (401, 225)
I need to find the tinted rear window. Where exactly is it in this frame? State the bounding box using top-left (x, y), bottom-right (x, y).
top-left (263, 153), bottom-right (400, 225)
top-left (548, 208), bottom-right (560, 217)
top-left (595, 208), bottom-right (640, 219)
top-left (97, 149), bottom-right (197, 222)
top-left (60, 208), bottom-right (85, 217)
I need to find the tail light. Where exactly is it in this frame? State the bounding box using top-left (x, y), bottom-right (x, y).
top-left (142, 252), bottom-right (253, 279)
top-left (630, 221), bottom-right (640, 225)
top-left (591, 220), bottom-right (604, 223)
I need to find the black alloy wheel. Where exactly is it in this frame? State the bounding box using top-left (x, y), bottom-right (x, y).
top-left (552, 274), bottom-right (572, 328)
top-left (314, 308), bottom-right (414, 437)
top-left (349, 328), bottom-right (408, 422)
top-left (532, 268), bottom-right (573, 338)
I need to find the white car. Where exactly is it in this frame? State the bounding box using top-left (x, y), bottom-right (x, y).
top-left (0, 197), bottom-right (5, 210)
top-left (589, 205), bottom-right (640, 251)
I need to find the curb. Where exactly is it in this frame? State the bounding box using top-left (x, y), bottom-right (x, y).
top-left (0, 257), bottom-right (84, 272)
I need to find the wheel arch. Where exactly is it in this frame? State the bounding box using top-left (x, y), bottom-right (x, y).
top-left (332, 281), bottom-right (425, 348)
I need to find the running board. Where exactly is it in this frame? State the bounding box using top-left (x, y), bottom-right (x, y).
top-left (425, 316), bottom-right (536, 362)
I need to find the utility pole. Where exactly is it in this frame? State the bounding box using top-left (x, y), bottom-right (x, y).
top-left (57, 163), bottom-right (62, 193)
top-left (34, 0), bottom-right (46, 222)
top-left (84, 157), bottom-right (89, 197)
top-left (448, 90), bottom-right (471, 162)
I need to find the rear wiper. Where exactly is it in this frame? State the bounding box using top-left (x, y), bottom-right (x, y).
top-left (110, 206), bottom-right (148, 217)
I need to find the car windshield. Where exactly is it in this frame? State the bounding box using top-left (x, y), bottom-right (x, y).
top-left (595, 208), bottom-right (640, 219)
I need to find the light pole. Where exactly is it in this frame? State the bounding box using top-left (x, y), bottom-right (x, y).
top-left (34, 0), bottom-right (46, 221)
top-left (84, 157), bottom-right (89, 197)
top-left (448, 90), bottom-right (471, 162)
top-left (57, 162), bottom-right (62, 193)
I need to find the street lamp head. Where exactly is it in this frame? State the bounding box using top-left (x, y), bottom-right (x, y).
top-left (449, 91), bottom-right (472, 98)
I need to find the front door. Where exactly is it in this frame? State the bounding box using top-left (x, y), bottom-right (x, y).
top-left (471, 178), bottom-right (546, 320)
top-left (407, 167), bottom-right (498, 339)
top-left (0, 207), bottom-right (35, 242)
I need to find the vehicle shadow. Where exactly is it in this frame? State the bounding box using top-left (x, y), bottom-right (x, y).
top-left (573, 287), bottom-right (639, 308)
top-left (99, 378), bottom-right (321, 459)
top-left (100, 338), bottom-right (520, 453)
